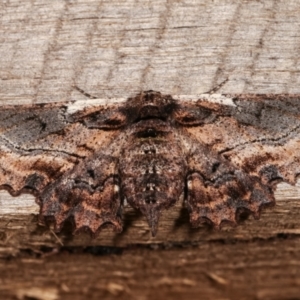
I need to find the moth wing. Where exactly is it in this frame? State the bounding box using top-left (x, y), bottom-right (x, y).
top-left (39, 153), bottom-right (124, 235)
top-left (0, 101), bottom-right (128, 196)
top-left (174, 95), bottom-right (300, 227)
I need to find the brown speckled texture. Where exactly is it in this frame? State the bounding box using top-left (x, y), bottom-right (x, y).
top-left (0, 91), bottom-right (299, 236)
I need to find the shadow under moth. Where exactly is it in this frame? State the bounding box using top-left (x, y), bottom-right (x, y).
top-left (0, 91), bottom-right (299, 236)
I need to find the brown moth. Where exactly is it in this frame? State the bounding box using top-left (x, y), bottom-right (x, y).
top-left (0, 91), bottom-right (299, 236)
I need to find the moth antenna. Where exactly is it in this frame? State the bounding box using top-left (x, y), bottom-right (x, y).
top-left (205, 78), bottom-right (229, 94)
top-left (72, 85), bottom-right (98, 99)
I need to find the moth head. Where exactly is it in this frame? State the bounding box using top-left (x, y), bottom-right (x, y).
top-left (128, 90), bottom-right (177, 121)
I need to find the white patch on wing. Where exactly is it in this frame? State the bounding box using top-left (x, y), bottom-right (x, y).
top-left (66, 94), bottom-right (236, 114)
top-left (172, 94), bottom-right (236, 107)
top-left (67, 98), bottom-right (127, 114)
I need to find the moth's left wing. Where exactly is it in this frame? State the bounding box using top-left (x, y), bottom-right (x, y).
top-left (174, 94), bottom-right (300, 227)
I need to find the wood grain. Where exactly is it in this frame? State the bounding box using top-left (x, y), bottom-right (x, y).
top-left (1, 0), bottom-right (300, 104)
top-left (1, 225), bottom-right (300, 299)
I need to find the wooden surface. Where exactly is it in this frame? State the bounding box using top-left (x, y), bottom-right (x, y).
top-left (1, 237), bottom-right (300, 300)
top-left (2, 0), bottom-right (300, 104)
top-left (1, 1), bottom-right (300, 299)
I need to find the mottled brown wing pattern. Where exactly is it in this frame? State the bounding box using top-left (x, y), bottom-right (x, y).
top-left (0, 91), bottom-right (299, 236)
top-left (174, 94), bottom-right (300, 227)
top-left (0, 101), bottom-right (128, 233)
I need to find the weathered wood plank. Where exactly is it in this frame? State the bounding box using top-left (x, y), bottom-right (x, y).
top-left (1, 236), bottom-right (300, 300)
top-left (1, 0), bottom-right (300, 105)
top-left (1, 0), bottom-right (300, 249)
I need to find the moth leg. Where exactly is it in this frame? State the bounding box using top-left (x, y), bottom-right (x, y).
top-left (39, 155), bottom-right (122, 235)
top-left (185, 147), bottom-right (275, 228)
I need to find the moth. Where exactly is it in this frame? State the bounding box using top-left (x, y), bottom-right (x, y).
top-left (0, 91), bottom-right (299, 236)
